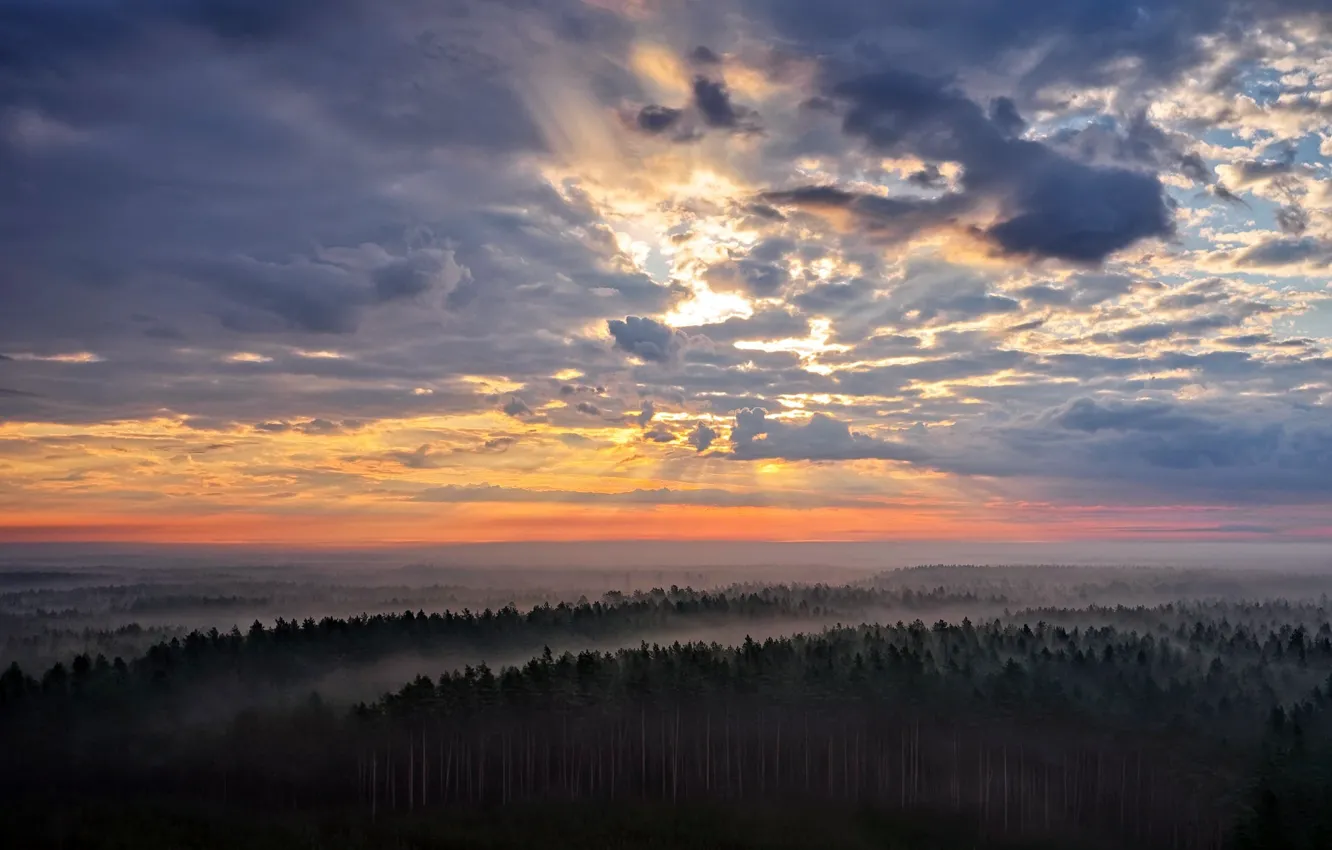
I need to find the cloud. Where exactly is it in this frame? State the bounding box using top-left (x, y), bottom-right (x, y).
top-left (747, 0), bottom-right (1330, 99)
top-left (410, 483), bottom-right (843, 508)
top-left (690, 46), bottom-right (722, 66)
top-left (1017, 273), bottom-right (1146, 310)
top-left (608, 316), bottom-right (688, 363)
top-left (372, 249), bottom-right (467, 303)
top-left (637, 105), bottom-right (685, 134)
top-left (1092, 315), bottom-right (1237, 344)
top-left (635, 400), bottom-right (656, 427)
top-left (704, 260), bottom-right (790, 298)
top-left (761, 185), bottom-right (964, 247)
top-left (874, 264), bottom-right (1021, 326)
top-left (693, 309), bottom-right (810, 345)
top-left (1229, 237), bottom-right (1332, 269)
top-left (502, 397), bottom-right (533, 418)
top-left (1052, 398), bottom-right (1195, 433)
top-left (692, 76), bottom-right (757, 131)
top-left (251, 418), bottom-right (349, 435)
top-left (387, 444), bottom-right (448, 470)
top-left (644, 427), bottom-right (676, 443)
top-left (904, 397), bottom-right (1332, 501)
top-left (728, 407), bottom-right (921, 462)
top-left (688, 422), bottom-right (718, 452)
top-left (830, 69), bottom-right (1175, 262)
top-left (1275, 205), bottom-right (1309, 236)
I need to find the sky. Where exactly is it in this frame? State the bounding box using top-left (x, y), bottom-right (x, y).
top-left (1, 0), bottom-right (1331, 547)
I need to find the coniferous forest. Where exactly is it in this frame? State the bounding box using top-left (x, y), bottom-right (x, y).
top-left (4, 563), bottom-right (1332, 848)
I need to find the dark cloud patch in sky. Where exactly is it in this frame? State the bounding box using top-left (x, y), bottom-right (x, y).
top-left (1275, 205), bottom-right (1309, 236)
top-left (608, 316), bottom-right (688, 363)
top-left (693, 76), bottom-right (742, 128)
top-left (761, 185), bottom-right (969, 246)
top-left (988, 97), bottom-right (1026, 138)
top-left (1231, 237), bottom-right (1332, 268)
top-left (644, 427), bottom-right (676, 443)
top-left (688, 422), bottom-right (718, 452)
top-left (908, 164), bottom-right (947, 188)
top-left (371, 250), bottom-right (462, 303)
top-left (1053, 397), bottom-right (1199, 433)
top-left (502, 397), bottom-right (533, 418)
top-left (1093, 314), bottom-right (1237, 345)
top-left (690, 46), bottom-right (722, 65)
top-left (728, 407), bottom-right (921, 462)
top-left (637, 105), bottom-right (685, 134)
top-left (635, 401), bottom-right (656, 427)
top-left (828, 69), bottom-right (1175, 262)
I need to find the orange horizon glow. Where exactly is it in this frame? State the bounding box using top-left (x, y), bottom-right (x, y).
top-left (1, 503), bottom-right (1324, 547)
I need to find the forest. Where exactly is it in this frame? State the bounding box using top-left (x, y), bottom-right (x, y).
top-left (2, 562), bottom-right (1331, 848)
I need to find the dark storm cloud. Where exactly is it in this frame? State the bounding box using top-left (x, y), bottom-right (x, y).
top-left (692, 77), bottom-right (742, 128)
top-left (690, 46), bottom-right (722, 65)
top-left (608, 317), bottom-right (688, 363)
top-left (830, 69), bottom-right (1174, 262)
top-left (688, 422), bottom-right (718, 452)
top-left (637, 105), bottom-right (685, 134)
top-left (634, 401), bottom-right (656, 427)
top-left (502, 398), bottom-right (533, 418)
top-left (372, 251), bottom-right (462, 303)
top-left (908, 164), bottom-right (947, 189)
top-left (988, 97), bottom-right (1026, 138)
top-left (635, 75), bottom-right (758, 141)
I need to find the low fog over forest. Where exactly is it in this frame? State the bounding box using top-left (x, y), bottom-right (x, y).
top-left (4, 545), bottom-right (1332, 848)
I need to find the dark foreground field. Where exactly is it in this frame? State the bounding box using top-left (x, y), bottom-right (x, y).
top-left (5, 565), bottom-right (1332, 849)
top-left (5, 801), bottom-right (1124, 850)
